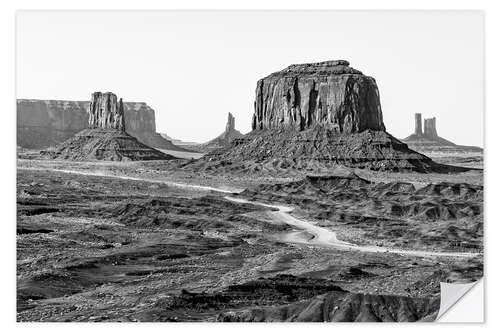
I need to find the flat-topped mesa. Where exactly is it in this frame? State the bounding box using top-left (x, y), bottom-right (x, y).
top-left (252, 60), bottom-right (385, 133)
top-left (88, 92), bottom-right (125, 131)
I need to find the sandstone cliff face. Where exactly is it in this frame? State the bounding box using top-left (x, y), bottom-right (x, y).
top-left (17, 99), bottom-right (176, 150)
top-left (88, 92), bottom-right (125, 130)
top-left (252, 60), bottom-right (385, 133)
top-left (17, 100), bottom-right (88, 148)
top-left (123, 103), bottom-right (156, 135)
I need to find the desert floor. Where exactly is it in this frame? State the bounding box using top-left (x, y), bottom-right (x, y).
top-left (16, 155), bottom-right (483, 322)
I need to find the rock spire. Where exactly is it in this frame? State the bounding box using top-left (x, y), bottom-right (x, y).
top-left (226, 112), bottom-right (236, 133)
top-left (87, 92), bottom-right (125, 131)
top-left (414, 113), bottom-right (423, 136)
top-left (424, 117), bottom-right (437, 138)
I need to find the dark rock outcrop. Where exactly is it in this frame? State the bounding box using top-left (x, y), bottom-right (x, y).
top-left (218, 291), bottom-right (439, 322)
top-left (202, 112), bottom-right (244, 151)
top-left (403, 114), bottom-right (483, 154)
top-left (252, 60), bottom-right (385, 133)
top-left (149, 274), bottom-right (438, 322)
top-left (17, 98), bottom-right (192, 152)
top-left (41, 92), bottom-right (174, 161)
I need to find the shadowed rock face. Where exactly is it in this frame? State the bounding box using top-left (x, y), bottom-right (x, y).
top-left (88, 92), bottom-right (125, 130)
top-left (252, 60), bottom-right (385, 133)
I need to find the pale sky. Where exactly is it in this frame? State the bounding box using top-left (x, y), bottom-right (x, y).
top-left (16, 11), bottom-right (484, 146)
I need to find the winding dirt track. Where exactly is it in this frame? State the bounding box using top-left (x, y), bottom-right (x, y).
top-left (19, 167), bottom-right (479, 258)
top-left (225, 196), bottom-right (478, 258)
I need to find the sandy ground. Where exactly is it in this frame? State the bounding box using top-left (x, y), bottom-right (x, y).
top-left (158, 149), bottom-right (204, 160)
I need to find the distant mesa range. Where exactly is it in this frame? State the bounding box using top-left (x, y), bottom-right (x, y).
top-left (402, 113), bottom-right (483, 154)
top-left (41, 92), bottom-right (174, 161)
top-left (160, 133), bottom-right (200, 147)
top-left (188, 60), bottom-right (448, 173)
top-left (17, 98), bottom-right (193, 153)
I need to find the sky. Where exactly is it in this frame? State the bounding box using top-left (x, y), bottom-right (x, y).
top-left (16, 11), bottom-right (484, 146)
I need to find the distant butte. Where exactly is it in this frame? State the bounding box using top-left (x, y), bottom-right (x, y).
top-left (402, 113), bottom-right (483, 154)
top-left (202, 112), bottom-right (244, 150)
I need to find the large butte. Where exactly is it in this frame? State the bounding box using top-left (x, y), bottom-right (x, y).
top-left (189, 60), bottom-right (465, 173)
